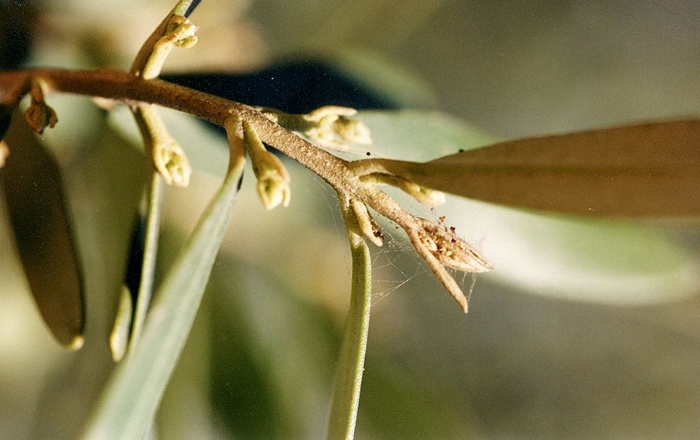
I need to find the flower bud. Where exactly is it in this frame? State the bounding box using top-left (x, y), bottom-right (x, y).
top-left (243, 120), bottom-right (291, 210)
top-left (260, 105), bottom-right (372, 150)
top-left (24, 100), bottom-right (57, 134)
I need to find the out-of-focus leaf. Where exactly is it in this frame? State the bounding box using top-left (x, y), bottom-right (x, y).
top-left (354, 110), bottom-right (496, 162)
top-left (80, 154), bottom-right (243, 439)
top-left (438, 196), bottom-right (700, 304)
top-left (209, 258), bottom-right (338, 439)
top-left (330, 49), bottom-right (438, 110)
top-left (374, 119), bottom-right (700, 217)
top-left (162, 60), bottom-right (397, 115)
top-left (0, 3), bottom-right (37, 70)
top-left (1, 116), bottom-right (84, 349)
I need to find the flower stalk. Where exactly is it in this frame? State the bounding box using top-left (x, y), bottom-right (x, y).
top-left (359, 172), bottom-right (446, 207)
top-left (141, 15), bottom-right (198, 80)
top-left (134, 104), bottom-right (192, 186)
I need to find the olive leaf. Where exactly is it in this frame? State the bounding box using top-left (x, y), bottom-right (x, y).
top-left (0, 115), bottom-right (84, 349)
top-left (366, 119), bottom-right (700, 217)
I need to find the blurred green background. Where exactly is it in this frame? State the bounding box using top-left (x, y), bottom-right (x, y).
top-left (2, 0), bottom-right (700, 438)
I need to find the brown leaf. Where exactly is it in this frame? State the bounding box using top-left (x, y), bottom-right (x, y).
top-left (374, 120), bottom-right (700, 217)
top-left (1, 116), bottom-right (84, 349)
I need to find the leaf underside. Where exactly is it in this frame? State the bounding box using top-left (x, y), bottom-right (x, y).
top-left (1, 117), bottom-right (84, 349)
top-left (378, 119), bottom-right (700, 217)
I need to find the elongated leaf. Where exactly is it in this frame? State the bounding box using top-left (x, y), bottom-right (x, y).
top-left (1, 116), bottom-right (84, 349)
top-left (81, 155), bottom-right (244, 439)
top-left (372, 119), bottom-right (700, 217)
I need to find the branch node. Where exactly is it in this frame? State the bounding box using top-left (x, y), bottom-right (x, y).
top-left (350, 198), bottom-right (384, 247)
top-left (361, 173), bottom-right (446, 207)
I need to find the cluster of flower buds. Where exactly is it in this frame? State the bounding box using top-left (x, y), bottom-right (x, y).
top-left (260, 105), bottom-right (372, 150)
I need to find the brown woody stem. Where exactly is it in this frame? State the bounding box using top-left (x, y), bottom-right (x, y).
top-left (0, 68), bottom-right (492, 311)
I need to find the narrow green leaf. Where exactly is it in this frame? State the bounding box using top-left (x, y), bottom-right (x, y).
top-left (327, 221), bottom-right (373, 440)
top-left (128, 171), bottom-right (165, 349)
top-left (1, 116), bottom-right (84, 349)
top-left (373, 119), bottom-right (700, 217)
top-left (80, 153), bottom-right (245, 439)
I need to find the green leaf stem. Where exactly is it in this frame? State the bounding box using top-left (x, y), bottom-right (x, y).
top-left (327, 216), bottom-right (373, 440)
